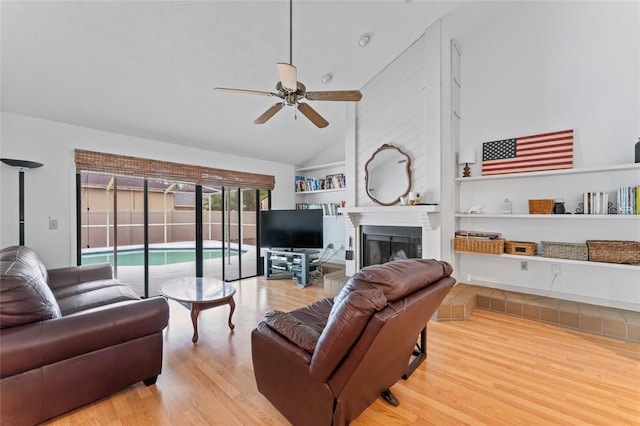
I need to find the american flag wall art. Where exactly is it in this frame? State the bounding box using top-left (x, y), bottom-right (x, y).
top-left (482, 129), bottom-right (574, 176)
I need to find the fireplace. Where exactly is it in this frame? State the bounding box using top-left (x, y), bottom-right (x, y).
top-left (361, 225), bottom-right (422, 267)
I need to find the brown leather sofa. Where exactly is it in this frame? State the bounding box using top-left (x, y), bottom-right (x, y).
top-left (0, 246), bottom-right (169, 425)
top-left (251, 258), bottom-right (455, 425)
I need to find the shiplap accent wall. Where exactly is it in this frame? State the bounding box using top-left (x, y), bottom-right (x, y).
top-left (355, 31), bottom-right (441, 207)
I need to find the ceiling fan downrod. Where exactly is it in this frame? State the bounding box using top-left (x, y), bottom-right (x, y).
top-left (289, 0), bottom-right (293, 66)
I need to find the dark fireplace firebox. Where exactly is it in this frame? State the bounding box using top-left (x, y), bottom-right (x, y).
top-left (361, 225), bottom-right (422, 267)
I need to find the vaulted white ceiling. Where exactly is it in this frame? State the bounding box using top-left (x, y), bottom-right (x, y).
top-left (1, 1), bottom-right (503, 166)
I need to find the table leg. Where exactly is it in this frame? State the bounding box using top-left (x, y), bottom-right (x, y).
top-left (190, 303), bottom-right (201, 343)
top-left (227, 297), bottom-right (236, 330)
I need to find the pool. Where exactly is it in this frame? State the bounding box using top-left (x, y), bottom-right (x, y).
top-left (81, 248), bottom-right (242, 266)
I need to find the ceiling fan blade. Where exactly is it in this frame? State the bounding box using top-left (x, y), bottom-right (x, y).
top-left (306, 90), bottom-right (363, 102)
top-left (254, 103), bottom-right (284, 124)
top-left (277, 63), bottom-right (298, 91)
top-left (215, 87), bottom-right (275, 97)
top-left (298, 103), bottom-right (329, 128)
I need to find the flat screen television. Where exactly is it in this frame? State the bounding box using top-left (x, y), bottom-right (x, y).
top-left (259, 209), bottom-right (323, 249)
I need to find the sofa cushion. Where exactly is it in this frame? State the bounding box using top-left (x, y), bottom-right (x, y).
top-left (54, 280), bottom-right (139, 315)
top-left (309, 288), bottom-right (386, 381)
top-left (0, 246), bottom-right (61, 329)
top-left (334, 258), bottom-right (453, 305)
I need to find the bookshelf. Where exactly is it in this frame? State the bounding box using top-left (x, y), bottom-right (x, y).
top-left (454, 163), bottom-right (640, 310)
top-left (295, 161), bottom-right (346, 216)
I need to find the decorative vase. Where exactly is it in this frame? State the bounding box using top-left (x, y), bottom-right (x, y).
top-left (636, 137), bottom-right (640, 163)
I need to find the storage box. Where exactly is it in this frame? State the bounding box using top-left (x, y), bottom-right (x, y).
top-left (505, 241), bottom-right (537, 256)
top-left (541, 241), bottom-right (588, 261)
top-left (587, 240), bottom-right (640, 264)
top-left (528, 199), bottom-right (554, 214)
top-left (454, 237), bottom-right (505, 254)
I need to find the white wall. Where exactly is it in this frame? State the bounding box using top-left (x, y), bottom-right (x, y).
top-left (459, 1), bottom-right (639, 171)
top-left (354, 26), bottom-right (442, 207)
top-left (0, 112), bottom-right (295, 267)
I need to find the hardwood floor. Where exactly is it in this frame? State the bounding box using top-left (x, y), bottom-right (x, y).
top-left (44, 277), bottom-right (640, 425)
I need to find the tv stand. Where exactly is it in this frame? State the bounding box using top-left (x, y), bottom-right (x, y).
top-left (264, 249), bottom-right (320, 288)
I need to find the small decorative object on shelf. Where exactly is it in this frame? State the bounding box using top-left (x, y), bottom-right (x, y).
top-left (635, 137), bottom-right (640, 163)
top-left (528, 199), bottom-right (554, 214)
top-left (503, 198), bottom-right (512, 214)
top-left (505, 241), bottom-right (537, 256)
top-left (458, 149), bottom-right (476, 178)
top-left (467, 204), bottom-right (485, 214)
top-left (553, 198), bottom-right (566, 214)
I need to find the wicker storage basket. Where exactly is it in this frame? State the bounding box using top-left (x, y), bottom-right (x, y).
top-left (587, 240), bottom-right (640, 264)
top-left (505, 241), bottom-right (537, 256)
top-left (454, 237), bottom-right (505, 254)
top-left (541, 241), bottom-right (588, 261)
top-left (528, 199), bottom-right (554, 214)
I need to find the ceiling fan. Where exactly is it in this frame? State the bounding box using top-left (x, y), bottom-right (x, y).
top-left (214, 0), bottom-right (362, 128)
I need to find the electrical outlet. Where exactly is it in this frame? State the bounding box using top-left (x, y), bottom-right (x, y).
top-left (552, 264), bottom-right (561, 275)
top-left (520, 261), bottom-right (528, 271)
top-left (48, 218), bottom-right (58, 230)
top-left (327, 243), bottom-right (334, 249)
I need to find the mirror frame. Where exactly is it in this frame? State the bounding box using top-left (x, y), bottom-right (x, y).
top-left (364, 144), bottom-right (412, 206)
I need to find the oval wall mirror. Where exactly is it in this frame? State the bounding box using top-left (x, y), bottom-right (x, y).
top-left (364, 144), bottom-right (411, 206)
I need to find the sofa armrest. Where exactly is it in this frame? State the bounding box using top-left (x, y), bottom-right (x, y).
top-left (0, 296), bottom-right (169, 378)
top-left (47, 263), bottom-right (114, 289)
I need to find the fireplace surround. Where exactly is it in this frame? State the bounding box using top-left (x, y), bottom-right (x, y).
top-left (341, 205), bottom-right (441, 275)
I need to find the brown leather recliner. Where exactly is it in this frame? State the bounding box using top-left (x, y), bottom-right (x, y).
top-left (251, 258), bottom-right (456, 425)
top-left (0, 246), bottom-right (169, 425)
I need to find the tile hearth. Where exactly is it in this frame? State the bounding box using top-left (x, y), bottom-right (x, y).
top-left (438, 283), bottom-right (640, 343)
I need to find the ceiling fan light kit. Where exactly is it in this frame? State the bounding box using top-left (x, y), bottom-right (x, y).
top-left (214, 0), bottom-right (362, 128)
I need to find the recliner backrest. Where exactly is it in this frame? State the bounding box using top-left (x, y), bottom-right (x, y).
top-left (309, 258), bottom-right (453, 382)
top-left (334, 258), bottom-right (453, 306)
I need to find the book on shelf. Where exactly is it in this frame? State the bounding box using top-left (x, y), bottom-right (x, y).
top-left (583, 191), bottom-right (609, 215)
top-left (455, 230), bottom-right (501, 240)
top-left (616, 186), bottom-right (639, 215)
top-left (295, 202), bottom-right (344, 216)
top-left (295, 175), bottom-right (344, 192)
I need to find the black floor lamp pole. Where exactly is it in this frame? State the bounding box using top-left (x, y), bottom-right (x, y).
top-left (19, 170), bottom-right (25, 245)
top-left (1, 158), bottom-right (44, 246)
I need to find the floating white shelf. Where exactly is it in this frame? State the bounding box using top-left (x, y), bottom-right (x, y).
top-left (455, 251), bottom-right (639, 271)
top-left (295, 187), bottom-right (346, 195)
top-left (455, 213), bottom-right (639, 220)
top-left (295, 161), bottom-right (345, 173)
top-left (340, 205), bottom-right (440, 214)
top-left (455, 163), bottom-right (640, 183)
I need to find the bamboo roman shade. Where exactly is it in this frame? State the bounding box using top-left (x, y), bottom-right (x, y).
top-left (75, 149), bottom-right (275, 190)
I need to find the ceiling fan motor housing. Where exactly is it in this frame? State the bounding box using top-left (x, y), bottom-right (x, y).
top-left (276, 81), bottom-right (306, 106)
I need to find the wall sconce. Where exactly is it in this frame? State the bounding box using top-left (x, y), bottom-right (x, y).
top-left (1, 158), bottom-right (44, 245)
top-left (458, 149), bottom-right (476, 178)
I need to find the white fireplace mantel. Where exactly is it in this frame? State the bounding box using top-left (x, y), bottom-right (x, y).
top-left (339, 205), bottom-right (440, 229)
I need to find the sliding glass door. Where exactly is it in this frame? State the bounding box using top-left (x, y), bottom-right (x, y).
top-left (78, 172), bottom-right (267, 295)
